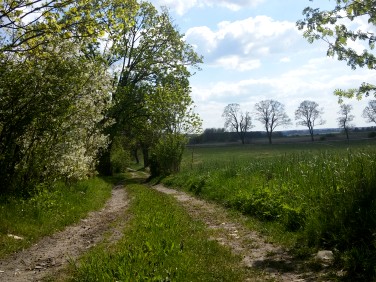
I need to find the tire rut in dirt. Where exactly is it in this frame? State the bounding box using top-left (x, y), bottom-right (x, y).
top-left (153, 184), bottom-right (332, 282)
top-left (0, 185), bottom-right (128, 282)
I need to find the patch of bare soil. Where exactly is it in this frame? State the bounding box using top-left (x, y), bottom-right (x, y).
top-left (0, 185), bottom-right (129, 282)
top-left (153, 184), bottom-right (336, 282)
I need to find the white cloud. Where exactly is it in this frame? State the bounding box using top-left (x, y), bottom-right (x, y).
top-left (214, 56), bottom-right (261, 71)
top-left (152, 0), bottom-right (265, 15)
top-left (153, 0), bottom-right (198, 15)
top-left (280, 57), bottom-right (291, 63)
top-left (184, 26), bottom-right (217, 53)
top-left (192, 56), bottom-right (375, 131)
top-left (216, 0), bottom-right (265, 11)
top-left (185, 16), bottom-right (301, 69)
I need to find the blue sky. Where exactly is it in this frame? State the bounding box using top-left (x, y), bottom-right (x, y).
top-left (149, 0), bottom-right (375, 131)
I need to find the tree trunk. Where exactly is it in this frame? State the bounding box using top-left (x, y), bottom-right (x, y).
top-left (236, 130), bottom-right (245, 144)
top-left (142, 146), bottom-right (150, 168)
top-left (310, 133), bottom-right (314, 142)
top-left (309, 126), bottom-right (314, 141)
top-left (345, 129), bottom-right (349, 140)
top-left (133, 148), bottom-right (139, 164)
top-left (267, 132), bottom-right (272, 144)
top-left (97, 145), bottom-right (112, 176)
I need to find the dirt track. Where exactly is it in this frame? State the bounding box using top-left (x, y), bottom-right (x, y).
top-left (0, 177), bottom-right (336, 282)
top-left (153, 184), bottom-right (335, 282)
top-left (0, 185), bottom-right (128, 282)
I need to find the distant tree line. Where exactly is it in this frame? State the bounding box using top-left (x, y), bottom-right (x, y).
top-left (189, 129), bottom-right (283, 145)
top-left (192, 99), bottom-right (376, 145)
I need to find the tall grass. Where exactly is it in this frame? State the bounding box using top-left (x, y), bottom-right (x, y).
top-left (0, 178), bottom-right (112, 258)
top-left (163, 142), bottom-right (376, 279)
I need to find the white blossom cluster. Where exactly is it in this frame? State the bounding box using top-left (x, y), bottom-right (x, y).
top-left (38, 64), bottom-right (112, 181)
top-left (2, 44), bottom-right (115, 189)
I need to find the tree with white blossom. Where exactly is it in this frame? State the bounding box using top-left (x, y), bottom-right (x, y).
top-left (0, 40), bottom-right (113, 194)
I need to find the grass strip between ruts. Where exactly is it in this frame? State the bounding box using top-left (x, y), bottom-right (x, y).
top-left (69, 183), bottom-right (261, 281)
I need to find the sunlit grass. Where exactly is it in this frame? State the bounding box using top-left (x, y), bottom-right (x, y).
top-left (163, 140), bottom-right (376, 279)
top-left (68, 183), bottom-right (260, 281)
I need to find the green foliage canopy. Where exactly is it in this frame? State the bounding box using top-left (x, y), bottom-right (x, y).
top-left (297, 0), bottom-right (376, 99)
top-left (0, 0), bottom-right (139, 194)
top-left (0, 0), bottom-right (138, 52)
top-left (0, 0), bottom-right (202, 190)
top-left (103, 2), bottom-right (202, 171)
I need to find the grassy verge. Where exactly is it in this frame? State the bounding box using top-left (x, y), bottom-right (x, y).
top-left (0, 177), bottom-right (112, 259)
top-left (163, 142), bottom-right (376, 280)
top-left (67, 182), bottom-right (262, 281)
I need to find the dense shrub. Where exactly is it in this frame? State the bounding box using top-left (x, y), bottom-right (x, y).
top-left (110, 137), bottom-right (131, 174)
top-left (188, 176), bottom-right (207, 195)
top-left (150, 134), bottom-right (187, 177)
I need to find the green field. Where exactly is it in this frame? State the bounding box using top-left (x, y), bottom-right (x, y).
top-left (162, 139), bottom-right (376, 280)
